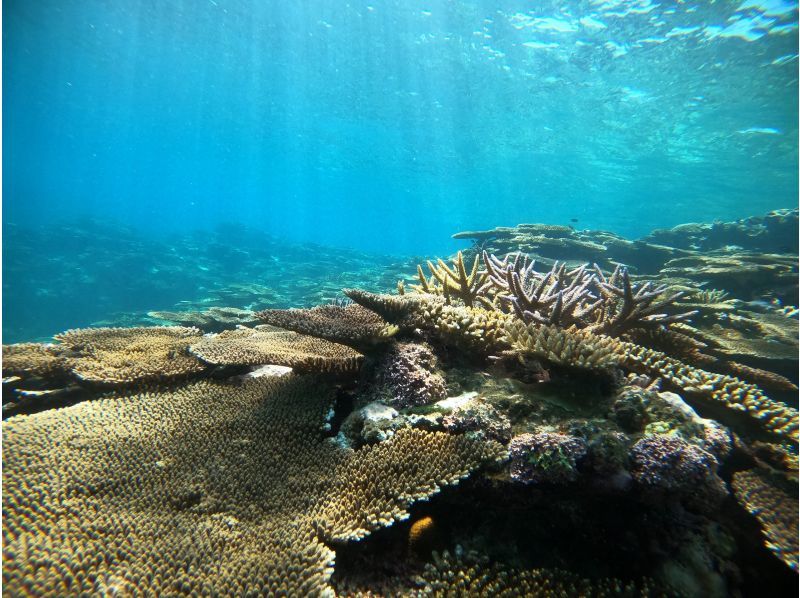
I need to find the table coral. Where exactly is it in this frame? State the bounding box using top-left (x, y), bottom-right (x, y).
top-left (256, 303), bottom-right (398, 351)
top-left (54, 326), bottom-right (206, 384)
top-left (189, 327), bottom-right (363, 374)
top-left (2, 375), bottom-right (504, 595)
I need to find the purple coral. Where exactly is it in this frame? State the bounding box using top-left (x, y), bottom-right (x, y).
top-left (373, 342), bottom-right (447, 409)
top-left (508, 432), bottom-right (588, 485)
top-left (630, 435), bottom-right (726, 505)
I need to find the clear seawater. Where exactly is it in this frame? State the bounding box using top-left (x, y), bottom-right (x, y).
top-left (3, 0), bottom-right (798, 341)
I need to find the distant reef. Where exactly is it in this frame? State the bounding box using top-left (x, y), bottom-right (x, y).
top-left (3, 209), bottom-right (798, 596)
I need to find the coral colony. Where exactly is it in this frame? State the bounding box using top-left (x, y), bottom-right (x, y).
top-left (3, 210), bottom-right (798, 595)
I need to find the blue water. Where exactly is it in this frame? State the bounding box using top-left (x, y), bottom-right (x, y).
top-left (3, 0), bottom-right (798, 340)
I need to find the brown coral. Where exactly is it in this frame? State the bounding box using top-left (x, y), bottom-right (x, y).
top-left (54, 326), bottom-right (206, 384)
top-left (732, 469), bottom-right (798, 571)
top-left (2, 375), bottom-right (503, 595)
top-left (189, 328), bottom-right (363, 374)
top-left (255, 303), bottom-right (398, 351)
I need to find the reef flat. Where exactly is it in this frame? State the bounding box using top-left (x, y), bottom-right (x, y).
top-left (3, 210), bottom-right (798, 596)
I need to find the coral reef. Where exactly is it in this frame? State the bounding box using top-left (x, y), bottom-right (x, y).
top-left (189, 327), bottom-right (363, 374)
top-left (4, 210), bottom-right (797, 594)
top-left (2, 375), bottom-right (503, 595)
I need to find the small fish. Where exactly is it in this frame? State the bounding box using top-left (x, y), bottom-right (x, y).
top-left (570, 218), bottom-right (579, 223)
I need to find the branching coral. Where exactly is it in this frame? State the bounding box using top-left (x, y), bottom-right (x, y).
top-left (189, 328), bottom-right (364, 374)
top-left (589, 265), bottom-right (696, 336)
top-left (255, 303), bottom-right (398, 351)
top-left (413, 251), bottom-right (491, 308)
top-left (54, 326), bottom-right (206, 385)
top-left (503, 320), bottom-right (799, 440)
top-left (2, 375), bottom-right (504, 595)
top-left (732, 469), bottom-right (798, 571)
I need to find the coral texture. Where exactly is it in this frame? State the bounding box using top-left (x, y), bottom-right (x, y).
top-left (415, 551), bottom-right (659, 597)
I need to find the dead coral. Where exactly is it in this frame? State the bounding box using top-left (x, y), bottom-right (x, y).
top-left (2, 375), bottom-right (503, 595)
top-left (732, 469), bottom-right (798, 572)
top-left (189, 328), bottom-right (363, 374)
top-left (255, 303), bottom-right (398, 351)
top-left (54, 326), bottom-right (206, 385)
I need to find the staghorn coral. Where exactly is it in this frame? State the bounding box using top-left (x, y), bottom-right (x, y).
top-left (485, 252), bottom-right (603, 328)
top-left (54, 326), bottom-right (206, 385)
top-left (505, 320), bottom-right (619, 370)
top-left (189, 327), bottom-right (363, 374)
top-left (414, 251), bottom-right (491, 308)
top-left (731, 469), bottom-right (798, 571)
top-left (2, 375), bottom-right (504, 595)
top-left (2, 342), bottom-right (68, 380)
top-left (255, 303), bottom-right (398, 351)
top-left (415, 550), bottom-right (660, 597)
top-left (590, 265), bottom-right (696, 336)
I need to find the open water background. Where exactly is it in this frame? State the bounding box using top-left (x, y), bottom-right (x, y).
top-left (3, 0), bottom-right (798, 341)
